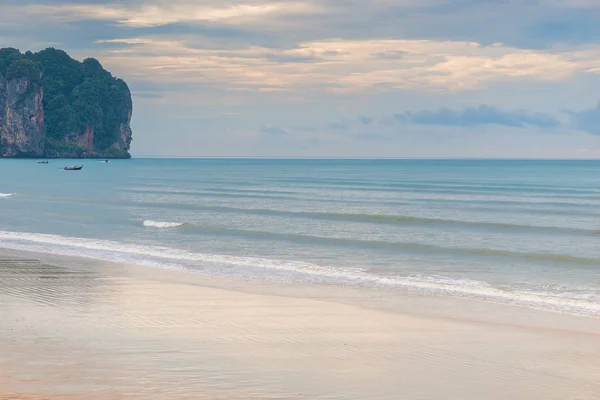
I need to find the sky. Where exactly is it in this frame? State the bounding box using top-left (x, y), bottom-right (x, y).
top-left (1, 0), bottom-right (600, 157)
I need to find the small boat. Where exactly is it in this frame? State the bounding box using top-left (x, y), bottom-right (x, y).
top-left (64, 165), bottom-right (83, 171)
top-left (37, 161), bottom-right (49, 164)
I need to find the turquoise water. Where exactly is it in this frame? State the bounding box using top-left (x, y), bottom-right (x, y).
top-left (1, 158), bottom-right (599, 315)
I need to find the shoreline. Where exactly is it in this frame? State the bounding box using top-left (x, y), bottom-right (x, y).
top-left (21, 247), bottom-right (600, 331)
top-left (0, 231), bottom-right (598, 319)
top-left (2, 248), bottom-right (600, 399)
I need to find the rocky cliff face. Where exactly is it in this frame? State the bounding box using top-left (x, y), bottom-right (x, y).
top-left (0, 74), bottom-right (45, 157)
top-left (116, 111), bottom-right (133, 151)
top-left (48, 120), bottom-right (133, 159)
top-left (0, 47), bottom-right (133, 159)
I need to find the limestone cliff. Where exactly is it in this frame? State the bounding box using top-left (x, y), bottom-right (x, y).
top-left (0, 47), bottom-right (133, 158)
top-left (0, 72), bottom-right (45, 157)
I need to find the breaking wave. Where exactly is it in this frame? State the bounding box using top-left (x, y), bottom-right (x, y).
top-left (143, 220), bottom-right (186, 228)
top-left (0, 230), bottom-right (599, 317)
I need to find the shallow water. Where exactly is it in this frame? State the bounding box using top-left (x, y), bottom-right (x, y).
top-left (1, 158), bottom-right (599, 315)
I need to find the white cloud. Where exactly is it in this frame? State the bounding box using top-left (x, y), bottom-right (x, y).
top-left (19, 1), bottom-right (321, 27)
top-left (93, 37), bottom-right (600, 95)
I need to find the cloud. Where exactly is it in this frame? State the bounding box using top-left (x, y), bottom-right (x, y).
top-left (329, 123), bottom-right (349, 130)
top-left (354, 132), bottom-right (389, 141)
top-left (310, 105), bottom-right (562, 141)
top-left (3, 1), bottom-right (600, 97)
top-left (16, 1), bottom-right (321, 28)
top-left (260, 126), bottom-right (288, 135)
top-left (87, 36), bottom-right (600, 97)
top-left (392, 105), bottom-right (561, 129)
top-left (570, 101), bottom-right (600, 135)
top-left (4, 0), bottom-right (600, 52)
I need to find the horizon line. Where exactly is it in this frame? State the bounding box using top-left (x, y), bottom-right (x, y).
top-left (128, 155), bottom-right (600, 160)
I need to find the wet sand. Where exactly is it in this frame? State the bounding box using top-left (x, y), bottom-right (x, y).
top-left (1, 253), bottom-right (600, 400)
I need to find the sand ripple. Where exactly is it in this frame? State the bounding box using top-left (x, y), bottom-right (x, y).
top-left (2, 256), bottom-right (600, 400)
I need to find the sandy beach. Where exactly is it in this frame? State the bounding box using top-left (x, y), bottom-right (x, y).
top-left (1, 252), bottom-right (600, 400)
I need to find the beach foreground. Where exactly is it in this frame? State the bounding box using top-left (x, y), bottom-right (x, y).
top-left (1, 252), bottom-right (600, 400)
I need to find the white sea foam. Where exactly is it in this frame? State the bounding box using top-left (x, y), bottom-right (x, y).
top-left (0, 193), bottom-right (14, 198)
top-left (0, 230), bottom-right (599, 317)
top-left (143, 220), bottom-right (185, 228)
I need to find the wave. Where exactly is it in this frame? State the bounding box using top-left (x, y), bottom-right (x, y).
top-left (143, 220), bottom-right (185, 228)
top-left (0, 230), bottom-right (598, 316)
top-left (315, 212), bottom-right (598, 234)
top-left (135, 206), bottom-right (599, 236)
top-left (43, 213), bottom-right (99, 222)
top-left (253, 177), bottom-right (600, 198)
top-left (50, 188), bottom-right (600, 222)
top-left (175, 224), bottom-right (600, 265)
top-left (23, 190), bottom-right (600, 233)
top-left (0, 193), bottom-right (14, 198)
top-left (126, 186), bottom-right (600, 209)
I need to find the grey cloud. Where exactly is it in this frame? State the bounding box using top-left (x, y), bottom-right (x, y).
top-left (140, 24), bottom-right (264, 42)
top-left (1, 0), bottom-right (114, 3)
top-left (4, 0), bottom-right (600, 59)
top-left (329, 123), bottom-right (349, 130)
top-left (264, 53), bottom-right (318, 63)
top-left (261, 126), bottom-right (288, 135)
top-left (393, 105), bottom-right (560, 129)
top-left (354, 132), bottom-right (389, 141)
top-left (371, 50), bottom-right (406, 60)
top-left (346, 0), bottom-right (600, 49)
top-left (570, 102), bottom-right (600, 135)
top-left (525, 9), bottom-right (600, 49)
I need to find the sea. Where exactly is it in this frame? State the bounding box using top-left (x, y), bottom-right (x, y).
top-left (1, 158), bottom-right (599, 316)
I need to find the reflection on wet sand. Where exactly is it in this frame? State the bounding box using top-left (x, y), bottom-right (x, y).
top-left (0, 258), bottom-right (110, 310)
top-left (2, 257), bottom-right (600, 400)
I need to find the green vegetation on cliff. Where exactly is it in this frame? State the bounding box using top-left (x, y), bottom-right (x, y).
top-left (0, 47), bottom-right (132, 158)
top-left (0, 48), bottom-right (42, 86)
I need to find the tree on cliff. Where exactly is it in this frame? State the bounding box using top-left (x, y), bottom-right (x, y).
top-left (0, 48), bottom-right (23, 75)
top-left (0, 47), bottom-right (132, 158)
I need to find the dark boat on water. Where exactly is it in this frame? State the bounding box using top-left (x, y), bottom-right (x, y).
top-left (37, 161), bottom-right (49, 164)
top-left (64, 165), bottom-right (83, 171)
